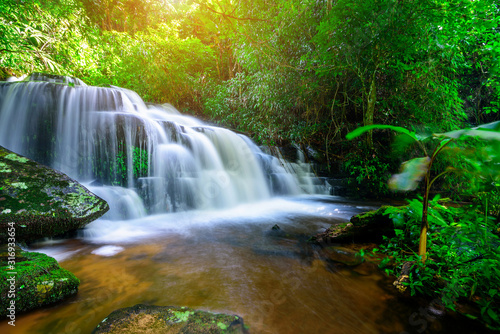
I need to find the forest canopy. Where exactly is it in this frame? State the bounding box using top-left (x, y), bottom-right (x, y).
top-left (2, 1), bottom-right (500, 330)
top-left (1, 0), bottom-right (499, 150)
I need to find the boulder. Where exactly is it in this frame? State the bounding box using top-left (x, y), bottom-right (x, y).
top-left (0, 246), bottom-right (79, 318)
top-left (93, 304), bottom-right (249, 334)
top-left (312, 206), bottom-right (395, 245)
top-left (0, 146), bottom-right (109, 243)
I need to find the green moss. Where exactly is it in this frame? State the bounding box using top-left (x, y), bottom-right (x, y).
top-left (0, 249), bottom-right (79, 317)
top-left (351, 206), bottom-right (390, 226)
top-left (92, 304), bottom-right (248, 334)
top-left (217, 322), bottom-right (229, 330)
top-left (4, 153), bottom-right (29, 163)
top-left (172, 310), bottom-right (194, 322)
top-left (312, 205), bottom-right (396, 244)
top-left (0, 162), bottom-right (11, 173)
top-left (0, 146), bottom-right (109, 243)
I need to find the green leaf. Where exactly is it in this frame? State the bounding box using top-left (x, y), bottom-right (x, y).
top-left (346, 124), bottom-right (421, 142)
top-left (436, 121), bottom-right (500, 140)
top-left (388, 157), bottom-right (431, 191)
top-left (487, 308), bottom-right (499, 322)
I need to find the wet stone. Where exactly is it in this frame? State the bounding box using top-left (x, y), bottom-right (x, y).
top-left (0, 247), bottom-right (79, 318)
top-left (0, 146), bottom-right (109, 243)
top-left (92, 304), bottom-right (249, 334)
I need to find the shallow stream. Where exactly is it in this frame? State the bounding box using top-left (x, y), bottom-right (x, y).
top-left (0, 196), bottom-right (487, 334)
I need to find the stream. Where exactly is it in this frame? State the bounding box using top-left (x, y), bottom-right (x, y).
top-left (0, 196), bottom-right (486, 334)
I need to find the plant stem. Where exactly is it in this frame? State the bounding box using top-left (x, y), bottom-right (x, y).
top-left (420, 169), bottom-right (430, 263)
top-left (419, 138), bottom-right (454, 264)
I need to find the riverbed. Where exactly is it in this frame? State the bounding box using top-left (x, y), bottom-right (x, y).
top-left (0, 196), bottom-right (487, 334)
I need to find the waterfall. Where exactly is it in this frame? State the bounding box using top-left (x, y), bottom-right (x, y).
top-left (0, 74), bottom-right (325, 219)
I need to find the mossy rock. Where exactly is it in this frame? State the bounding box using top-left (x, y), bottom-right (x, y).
top-left (312, 206), bottom-right (396, 244)
top-left (0, 247), bottom-right (79, 318)
top-left (0, 146), bottom-right (109, 243)
top-left (93, 304), bottom-right (249, 334)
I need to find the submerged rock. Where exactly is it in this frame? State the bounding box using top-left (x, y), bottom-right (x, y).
top-left (0, 146), bottom-right (109, 243)
top-left (0, 247), bottom-right (79, 318)
top-left (93, 304), bottom-right (249, 334)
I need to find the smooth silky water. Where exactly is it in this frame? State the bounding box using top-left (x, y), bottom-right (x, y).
top-left (0, 75), bottom-right (487, 333)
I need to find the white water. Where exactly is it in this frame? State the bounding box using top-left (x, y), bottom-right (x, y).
top-left (80, 195), bottom-right (358, 244)
top-left (0, 74), bottom-right (326, 218)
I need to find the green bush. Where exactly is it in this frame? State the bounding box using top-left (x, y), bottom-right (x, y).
top-left (343, 151), bottom-right (392, 198)
top-left (378, 199), bottom-right (500, 330)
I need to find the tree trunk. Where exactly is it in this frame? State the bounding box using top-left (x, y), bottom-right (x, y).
top-left (364, 74), bottom-right (376, 147)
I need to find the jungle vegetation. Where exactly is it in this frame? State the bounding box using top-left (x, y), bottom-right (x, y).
top-left (1, 0), bottom-right (500, 330)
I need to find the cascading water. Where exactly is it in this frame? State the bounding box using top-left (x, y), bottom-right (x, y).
top-left (0, 73), bottom-right (324, 219)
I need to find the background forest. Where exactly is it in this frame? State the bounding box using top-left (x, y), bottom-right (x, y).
top-left (1, 0), bottom-right (500, 195)
top-left (2, 0), bottom-right (500, 330)
top-left (2, 0), bottom-right (498, 145)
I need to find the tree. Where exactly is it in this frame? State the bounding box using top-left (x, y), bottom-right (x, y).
top-left (0, 0), bottom-right (97, 78)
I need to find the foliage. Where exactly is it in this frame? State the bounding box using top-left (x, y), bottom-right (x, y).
top-left (378, 199), bottom-right (500, 330)
top-left (79, 0), bottom-right (177, 33)
top-left (82, 25), bottom-right (215, 107)
top-left (94, 145), bottom-right (149, 186)
top-left (0, 0), bottom-right (95, 77)
top-left (2, 0), bottom-right (499, 152)
top-left (350, 121), bottom-right (500, 328)
top-left (194, 0), bottom-right (500, 151)
top-left (348, 121), bottom-right (500, 262)
top-left (343, 151), bottom-right (392, 198)
top-left (202, 72), bottom-right (294, 144)
top-left (132, 146), bottom-right (148, 179)
top-left (310, 0), bottom-right (486, 146)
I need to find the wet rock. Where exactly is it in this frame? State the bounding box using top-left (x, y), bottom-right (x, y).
top-left (393, 261), bottom-right (415, 295)
top-left (0, 146), bottom-right (109, 243)
top-left (323, 178), bottom-right (348, 196)
top-left (92, 304), bottom-right (249, 334)
top-left (311, 206), bottom-right (395, 244)
top-left (0, 246), bottom-right (79, 318)
top-left (27, 72), bottom-right (86, 86)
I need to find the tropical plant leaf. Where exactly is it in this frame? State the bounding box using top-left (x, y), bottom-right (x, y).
top-left (388, 157), bottom-right (430, 191)
top-left (346, 124), bottom-right (421, 142)
top-left (435, 121), bottom-right (500, 140)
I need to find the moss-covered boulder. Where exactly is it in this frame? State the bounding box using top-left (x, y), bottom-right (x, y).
top-left (0, 246), bottom-right (79, 318)
top-left (0, 146), bottom-right (109, 243)
top-left (93, 304), bottom-right (249, 334)
top-left (312, 206), bottom-right (395, 244)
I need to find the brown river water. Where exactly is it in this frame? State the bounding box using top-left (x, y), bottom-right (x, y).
top-left (0, 196), bottom-right (490, 334)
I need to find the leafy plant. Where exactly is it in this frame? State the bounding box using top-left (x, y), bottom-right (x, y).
top-left (378, 199), bottom-right (500, 329)
top-left (347, 121), bottom-right (500, 263)
top-left (343, 151), bottom-right (391, 198)
top-left (132, 146), bottom-right (149, 178)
